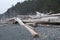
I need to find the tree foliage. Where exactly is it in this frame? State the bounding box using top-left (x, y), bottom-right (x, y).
top-left (1, 0), bottom-right (60, 18)
top-left (9, 0), bottom-right (60, 13)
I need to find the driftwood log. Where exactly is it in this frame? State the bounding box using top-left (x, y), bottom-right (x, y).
top-left (15, 18), bottom-right (39, 38)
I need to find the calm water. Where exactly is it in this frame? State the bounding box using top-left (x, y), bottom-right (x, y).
top-left (0, 24), bottom-right (60, 40)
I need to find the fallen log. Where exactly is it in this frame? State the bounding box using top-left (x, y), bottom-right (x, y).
top-left (15, 18), bottom-right (39, 38)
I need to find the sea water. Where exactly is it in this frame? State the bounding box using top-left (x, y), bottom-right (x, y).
top-left (0, 24), bottom-right (60, 40)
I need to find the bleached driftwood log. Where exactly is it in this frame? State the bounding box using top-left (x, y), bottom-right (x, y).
top-left (15, 18), bottom-right (39, 38)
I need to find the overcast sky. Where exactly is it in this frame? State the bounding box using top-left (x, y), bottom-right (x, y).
top-left (0, 0), bottom-right (25, 14)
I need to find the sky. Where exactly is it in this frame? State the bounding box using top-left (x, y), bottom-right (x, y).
top-left (0, 0), bottom-right (25, 14)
